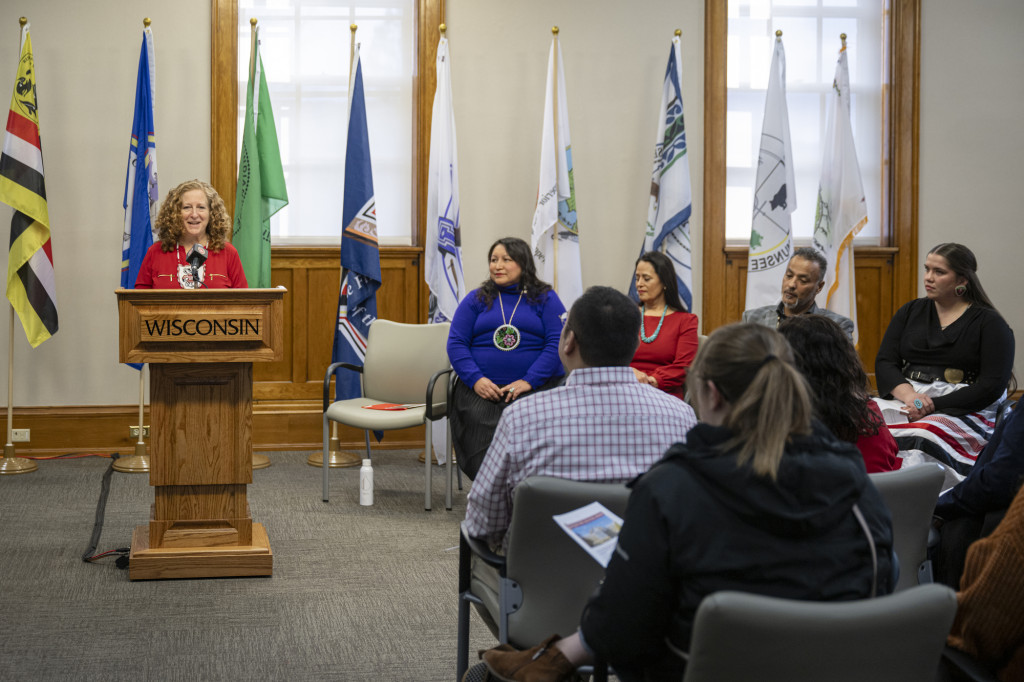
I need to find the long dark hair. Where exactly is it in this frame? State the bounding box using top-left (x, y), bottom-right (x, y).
top-left (928, 243), bottom-right (998, 311)
top-left (689, 323), bottom-right (813, 479)
top-left (635, 251), bottom-right (686, 312)
top-left (778, 315), bottom-right (883, 442)
top-left (476, 237), bottom-right (552, 308)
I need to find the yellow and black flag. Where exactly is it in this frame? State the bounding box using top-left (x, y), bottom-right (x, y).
top-left (0, 22), bottom-right (57, 347)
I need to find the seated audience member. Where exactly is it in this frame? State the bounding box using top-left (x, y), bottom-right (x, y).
top-left (947, 482), bottom-right (1024, 681)
top-left (741, 246), bottom-right (854, 338)
top-left (462, 286), bottom-right (697, 551)
top-left (629, 251), bottom-right (699, 400)
top-left (480, 323), bottom-right (893, 682)
top-left (447, 237), bottom-right (566, 480)
top-left (933, 403), bottom-right (1024, 588)
top-left (875, 243), bottom-right (1014, 484)
top-left (778, 314), bottom-right (900, 473)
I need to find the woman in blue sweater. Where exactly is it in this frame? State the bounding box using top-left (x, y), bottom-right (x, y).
top-left (447, 237), bottom-right (566, 479)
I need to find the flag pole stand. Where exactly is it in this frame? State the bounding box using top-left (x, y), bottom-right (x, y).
top-left (1, 307), bottom-right (36, 475)
top-left (114, 366), bottom-right (150, 473)
top-left (307, 423), bottom-right (361, 468)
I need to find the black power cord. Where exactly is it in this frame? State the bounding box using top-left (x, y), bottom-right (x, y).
top-left (81, 453), bottom-right (130, 569)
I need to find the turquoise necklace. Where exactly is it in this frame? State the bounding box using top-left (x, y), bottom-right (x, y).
top-left (639, 305), bottom-right (667, 343)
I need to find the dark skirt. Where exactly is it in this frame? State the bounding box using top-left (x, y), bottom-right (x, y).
top-left (449, 375), bottom-right (563, 480)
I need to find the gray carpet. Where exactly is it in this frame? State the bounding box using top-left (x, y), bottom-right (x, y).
top-left (0, 451), bottom-right (494, 681)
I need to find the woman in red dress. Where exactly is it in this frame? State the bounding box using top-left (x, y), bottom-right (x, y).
top-left (629, 251), bottom-right (699, 400)
top-left (134, 179), bottom-right (247, 289)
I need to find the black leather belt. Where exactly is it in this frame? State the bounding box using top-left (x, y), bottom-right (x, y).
top-left (902, 364), bottom-right (975, 385)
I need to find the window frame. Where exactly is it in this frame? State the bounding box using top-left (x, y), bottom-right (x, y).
top-left (701, 0), bottom-right (920, 333)
top-left (209, 0), bottom-right (441, 252)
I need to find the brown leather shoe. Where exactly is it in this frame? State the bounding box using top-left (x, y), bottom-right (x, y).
top-left (482, 635), bottom-right (576, 682)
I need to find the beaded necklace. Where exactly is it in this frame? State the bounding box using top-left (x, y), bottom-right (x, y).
top-left (639, 305), bottom-right (668, 343)
top-left (493, 290), bottom-right (525, 351)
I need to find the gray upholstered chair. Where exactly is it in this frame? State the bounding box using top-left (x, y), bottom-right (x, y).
top-left (321, 320), bottom-right (453, 510)
top-left (869, 462), bottom-right (945, 590)
top-left (456, 476), bottom-right (630, 681)
top-left (682, 584), bottom-right (958, 682)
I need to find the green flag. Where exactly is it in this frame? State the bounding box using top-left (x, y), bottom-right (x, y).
top-left (234, 28), bottom-right (287, 289)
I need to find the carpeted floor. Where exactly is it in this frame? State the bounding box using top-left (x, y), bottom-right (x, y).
top-left (0, 450), bottom-right (494, 681)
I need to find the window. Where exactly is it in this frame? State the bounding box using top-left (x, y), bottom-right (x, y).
top-left (238, 0), bottom-right (415, 245)
top-left (725, 0), bottom-right (883, 245)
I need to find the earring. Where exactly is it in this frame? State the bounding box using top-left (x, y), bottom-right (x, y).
top-left (955, 284), bottom-right (967, 297)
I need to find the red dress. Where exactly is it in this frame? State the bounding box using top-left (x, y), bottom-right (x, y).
top-left (856, 402), bottom-right (901, 473)
top-left (630, 311), bottom-right (699, 400)
top-left (134, 242), bottom-right (248, 289)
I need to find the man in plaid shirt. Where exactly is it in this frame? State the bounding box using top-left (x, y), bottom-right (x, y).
top-left (463, 286), bottom-right (697, 550)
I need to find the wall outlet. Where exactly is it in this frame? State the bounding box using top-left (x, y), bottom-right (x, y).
top-left (129, 425), bottom-right (151, 438)
top-left (11, 428), bottom-right (30, 442)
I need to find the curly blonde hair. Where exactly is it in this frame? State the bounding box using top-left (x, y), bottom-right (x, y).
top-left (154, 179), bottom-right (232, 252)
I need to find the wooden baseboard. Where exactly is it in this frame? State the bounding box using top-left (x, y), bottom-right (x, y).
top-left (0, 402), bottom-right (428, 456)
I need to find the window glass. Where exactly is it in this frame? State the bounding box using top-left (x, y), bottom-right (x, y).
top-left (239, 0), bottom-right (415, 245)
top-left (726, 0), bottom-right (883, 245)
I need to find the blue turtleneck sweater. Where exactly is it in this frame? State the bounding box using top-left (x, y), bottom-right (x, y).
top-left (447, 284), bottom-right (566, 389)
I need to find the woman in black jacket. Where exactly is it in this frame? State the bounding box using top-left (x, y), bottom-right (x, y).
top-left (479, 323), bottom-right (895, 682)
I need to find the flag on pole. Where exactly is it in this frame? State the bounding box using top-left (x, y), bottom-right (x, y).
top-left (531, 34), bottom-right (582, 310)
top-left (745, 35), bottom-right (795, 311)
top-left (425, 33), bottom-right (464, 464)
top-left (0, 23), bottom-right (57, 348)
top-left (332, 44), bottom-right (380, 403)
top-left (121, 26), bottom-right (158, 291)
top-left (234, 23), bottom-right (288, 289)
top-left (425, 34), bottom-right (464, 325)
top-left (812, 40), bottom-right (867, 344)
top-left (631, 33), bottom-right (693, 311)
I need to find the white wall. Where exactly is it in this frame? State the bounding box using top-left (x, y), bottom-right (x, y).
top-left (447, 0), bottom-right (705, 318)
top-left (919, 0), bottom-right (1023, 379)
top-left (0, 2), bottom-right (209, 406)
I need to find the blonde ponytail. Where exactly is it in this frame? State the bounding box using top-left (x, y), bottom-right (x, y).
top-left (690, 323), bottom-right (813, 478)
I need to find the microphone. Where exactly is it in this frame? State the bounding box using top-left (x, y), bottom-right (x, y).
top-left (186, 244), bottom-right (208, 288)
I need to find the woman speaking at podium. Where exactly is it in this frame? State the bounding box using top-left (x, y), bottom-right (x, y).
top-left (134, 179), bottom-right (248, 289)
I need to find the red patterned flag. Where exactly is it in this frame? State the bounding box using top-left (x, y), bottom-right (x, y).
top-left (0, 23), bottom-right (57, 347)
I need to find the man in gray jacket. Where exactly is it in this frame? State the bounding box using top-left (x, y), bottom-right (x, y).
top-left (742, 246), bottom-right (854, 338)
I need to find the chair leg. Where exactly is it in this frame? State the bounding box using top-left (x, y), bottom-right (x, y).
top-left (322, 415), bottom-right (331, 502)
top-left (456, 593), bottom-right (471, 682)
top-left (450, 417), bottom-right (464, 492)
top-left (424, 420), bottom-right (432, 511)
top-left (445, 419), bottom-right (453, 511)
top-left (364, 430), bottom-right (371, 461)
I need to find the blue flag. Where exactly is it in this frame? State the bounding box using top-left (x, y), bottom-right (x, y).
top-left (630, 35), bottom-right (693, 311)
top-left (121, 28), bottom-right (157, 290)
top-left (332, 46), bottom-right (381, 402)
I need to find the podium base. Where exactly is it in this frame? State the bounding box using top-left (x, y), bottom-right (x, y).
top-left (128, 523), bottom-right (273, 580)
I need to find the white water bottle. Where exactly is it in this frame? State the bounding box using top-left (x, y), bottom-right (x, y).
top-left (359, 459), bottom-right (374, 506)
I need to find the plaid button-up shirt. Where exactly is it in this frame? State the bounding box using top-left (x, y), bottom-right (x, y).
top-left (463, 366), bottom-right (698, 549)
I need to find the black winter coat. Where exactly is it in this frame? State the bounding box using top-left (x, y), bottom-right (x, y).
top-left (579, 421), bottom-right (895, 681)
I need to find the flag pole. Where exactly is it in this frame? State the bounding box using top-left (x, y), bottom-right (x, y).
top-left (309, 22), bottom-right (363, 469)
top-left (114, 18), bottom-right (156, 475)
top-left (247, 16), bottom-right (272, 471)
top-left (550, 26), bottom-right (560, 290)
top-left (1, 17), bottom-right (37, 476)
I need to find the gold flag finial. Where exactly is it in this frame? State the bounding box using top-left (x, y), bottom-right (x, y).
top-left (143, 18), bottom-right (151, 28)
top-left (19, 17), bottom-right (27, 27)
top-left (251, 17), bottom-right (258, 27)
top-left (440, 23), bottom-right (446, 35)
top-left (351, 24), bottom-right (358, 33)
top-left (840, 32), bottom-right (847, 45)
top-left (674, 29), bottom-right (681, 37)
top-left (552, 26), bottom-right (559, 36)
top-left (775, 29), bottom-right (783, 39)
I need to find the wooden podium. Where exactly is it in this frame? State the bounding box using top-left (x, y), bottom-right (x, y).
top-left (116, 288), bottom-right (284, 580)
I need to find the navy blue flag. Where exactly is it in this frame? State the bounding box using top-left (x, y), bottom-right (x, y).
top-left (332, 45), bottom-right (381, 402)
top-left (121, 28), bottom-right (157, 290)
